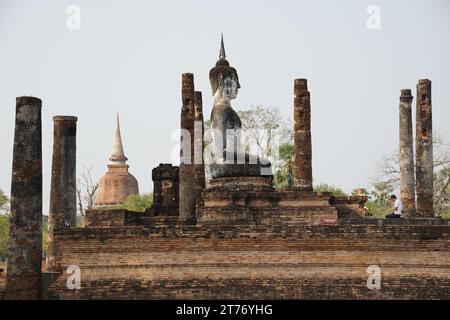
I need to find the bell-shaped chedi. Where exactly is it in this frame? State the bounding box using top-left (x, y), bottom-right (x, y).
top-left (93, 113), bottom-right (139, 208)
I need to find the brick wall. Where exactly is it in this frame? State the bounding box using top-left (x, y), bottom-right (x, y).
top-left (84, 209), bottom-right (141, 227)
top-left (46, 222), bottom-right (450, 299)
top-left (0, 262), bottom-right (5, 300)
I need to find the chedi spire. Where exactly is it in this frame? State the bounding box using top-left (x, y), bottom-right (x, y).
top-left (110, 112), bottom-right (128, 165)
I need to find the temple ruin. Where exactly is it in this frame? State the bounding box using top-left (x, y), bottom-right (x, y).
top-left (1, 37), bottom-right (448, 300)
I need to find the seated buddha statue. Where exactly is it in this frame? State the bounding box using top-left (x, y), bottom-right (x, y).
top-left (209, 35), bottom-right (271, 178)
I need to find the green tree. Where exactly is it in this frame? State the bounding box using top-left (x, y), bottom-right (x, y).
top-left (0, 214), bottom-right (9, 261)
top-left (0, 188), bottom-right (8, 214)
top-left (314, 183), bottom-right (346, 196)
top-left (0, 188), bottom-right (9, 261)
top-left (120, 193), bottom-right (153, 212)
top-left (274, 142), bottom-right (295, 188)
top-left (365, 181), bottom-right (394, 218)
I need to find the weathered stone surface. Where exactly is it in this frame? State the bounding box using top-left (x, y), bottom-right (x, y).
top-left (194, 91), bottom-right (205, 210)
top-left (84, 208), bottom-right (141, 227)
top-left (207, 176), bottom-right (274, 192)
top-left (330, 195), bottom-right (370, 218)
top-left (0, 260), bottom-right (6, 299)
top-left (198, 186), bottom-right (339, 226)
top-left (293, 79), bottom-right (313, 191)
top-left (6, 96), bottom-right (43, 300)
top-left (45, 222), bottom-right (450, 299)
top-left (415, 79), bottom-right (433, 217)
top-left (209, 161), bottom-right (271, 178)
top-left (46, 116), bottom-right (77, 272)
top-left (179, 73), bottom-right (196, 224)
top-left (94, 165), bottom-right (139, 207)
top-left (146, 163), bottom-right (179, 216)
top-left (399, 89), bottom-right (416, 217)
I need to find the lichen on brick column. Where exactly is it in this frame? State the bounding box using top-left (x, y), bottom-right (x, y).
top-left (415, 79), bottom-right (433, 217)
top-left (6, 96), bottom-right (43, 300)
top-left (179, 73), bottom-right (196, 224)
top-left (194, 91), bottom-right (205, 209)
top-left (293, 79), bottom-right (313, 191)
top-left (46, 116), bottom-right (78, 272)
top-left (399, 89), bottom-right (416, 217)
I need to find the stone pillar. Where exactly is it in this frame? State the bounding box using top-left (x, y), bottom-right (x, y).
top-left (415, 79), bottom-right (433, 217)
top-left (399, 89), bottom-right (415, 217)
top-left (293, 79), bottom-right (313, 191)
top-left (179, 73), bottom-right (196, 224)
top-left (6, 96), bottom-right (43, 300)
top-left (147, 163), bottom-right (179, 216)
top-left (46, 116), bottom-right (77, 272)
top-left (193, 91), bottom-right (205, 209)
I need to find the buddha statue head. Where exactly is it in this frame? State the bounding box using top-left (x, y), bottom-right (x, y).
top-left (209, 35), bottom-right (241, 104)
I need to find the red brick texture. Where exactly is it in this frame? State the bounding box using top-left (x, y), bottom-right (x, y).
top-left (46, 223), bottom-right (449, 299)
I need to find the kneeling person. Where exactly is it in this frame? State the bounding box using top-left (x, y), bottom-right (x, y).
top-left (385, 194), bottom-right (403, 218)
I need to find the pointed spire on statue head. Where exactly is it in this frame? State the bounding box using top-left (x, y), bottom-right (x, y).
top-left (219, 33), bottom-right (226, 60)
top-left (210, 33), bottom-right (240, 94)
top-left (214, 33), bottom-right (230, 67)
top-left (109, 111), bottom-right (128, 165)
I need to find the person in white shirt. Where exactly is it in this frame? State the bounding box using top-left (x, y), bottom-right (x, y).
top-left (385, 194), bottom-right (403, 218)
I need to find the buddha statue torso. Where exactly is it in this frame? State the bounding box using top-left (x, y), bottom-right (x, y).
top-left (210, 73), bottom-right (242, 154)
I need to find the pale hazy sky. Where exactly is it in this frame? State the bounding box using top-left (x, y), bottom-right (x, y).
top-left (1, 0), bottom-right (449, 214)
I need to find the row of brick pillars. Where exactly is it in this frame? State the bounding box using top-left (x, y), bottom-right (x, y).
top-left (399, 79), bottom-right (434, 217)
top-left (179, 73), bottom-right (205, 224)
top-left (290, 77), bottom-right (435, 216)
top-left (6, 96), bottom-right (77, 299)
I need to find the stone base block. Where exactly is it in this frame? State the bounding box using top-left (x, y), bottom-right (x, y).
top-left (208, 176), bottom-right (274, 191)
top-left (198, 189), bottom-right (338, 226)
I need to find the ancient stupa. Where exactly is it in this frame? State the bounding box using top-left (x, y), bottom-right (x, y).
top-left (93, 113), bottom-right (139, 207)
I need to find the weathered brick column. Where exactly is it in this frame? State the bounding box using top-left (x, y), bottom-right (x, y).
top-left (179, 73), bottom-right (196, 224)
top-left (399, 89), bottom-right (415, 216)
top-left (6, 96), bottom-right (43, 299)
top-left (46, 116), bottom-right (77, 271)
top-left (415, 79), bottom-right (433, 217)
top-left (293, 79), bottom-right (313, 191)
top-left (194, 91), bottom-right (205, 209)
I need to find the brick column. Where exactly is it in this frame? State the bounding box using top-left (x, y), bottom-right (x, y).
top-left (46, 116), bottom-right (78, 271)
top-left (399, 89), bottom-right (415, 216)
top-left (293, 79), bottom-right (313, 191)
top-left (179, 73), bottom-right (196, 224)
top-left (415, 79), bottom-right (433, 217)
top-left (6, 96), bottom-right (43, 299)
top-left (194, 91), bottom-right (205, 209)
